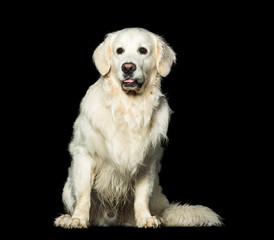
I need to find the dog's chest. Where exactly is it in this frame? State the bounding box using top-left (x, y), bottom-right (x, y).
top-left (98, 97), bottom-right (153, 166)
top-left (108, 117), bottom-right (150, 168)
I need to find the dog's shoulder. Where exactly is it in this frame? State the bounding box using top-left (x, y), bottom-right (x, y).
top-left (79, 78), bottom-right (105, 113)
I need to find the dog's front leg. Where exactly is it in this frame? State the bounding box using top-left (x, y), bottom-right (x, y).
top-left (55, 149), bottom-right (96, 229)
top-left (134, 161), bottom-right (160, 228)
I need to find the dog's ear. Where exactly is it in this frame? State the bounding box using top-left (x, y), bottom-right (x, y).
top-left (93, 34), bottom-right (113, 76)
top-left (156, 37), bottom-right (176, 77)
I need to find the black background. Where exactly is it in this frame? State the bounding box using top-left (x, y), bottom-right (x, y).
top-left (12, 2), bottom-right (248, 237)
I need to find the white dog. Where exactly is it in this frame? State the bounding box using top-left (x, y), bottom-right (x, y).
top-left (54, 28), bottom-right (222, 228)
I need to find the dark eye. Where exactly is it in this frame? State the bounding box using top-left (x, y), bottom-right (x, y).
top-left (139, 47), bottom-right (148, 54)
top-left (116, 47), bottom-right (124, 54)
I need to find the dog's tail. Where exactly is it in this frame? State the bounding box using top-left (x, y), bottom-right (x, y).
top-left (160, 203), bottom-right (223, 226)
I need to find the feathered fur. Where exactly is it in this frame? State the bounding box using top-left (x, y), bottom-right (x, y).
top-left (54, 28), bottom-right (222, 228)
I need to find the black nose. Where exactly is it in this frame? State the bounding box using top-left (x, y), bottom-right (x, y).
top-left (122, 62), bottom-right (136, 75)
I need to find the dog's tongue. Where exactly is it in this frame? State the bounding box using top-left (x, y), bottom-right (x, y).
top-left (124, 79), bottom-right (135, 83)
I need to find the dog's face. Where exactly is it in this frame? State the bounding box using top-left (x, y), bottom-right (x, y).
top-left (93, 28), bottom-right (176, 94)
top-left (111, 30), bottom-right (156, 93)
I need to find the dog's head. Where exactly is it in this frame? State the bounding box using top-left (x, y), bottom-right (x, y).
top-left (93, 28), bottom-right (176, 94)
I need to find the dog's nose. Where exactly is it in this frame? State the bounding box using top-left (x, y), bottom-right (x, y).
top-left (122, 63), bottom-right (136, 75)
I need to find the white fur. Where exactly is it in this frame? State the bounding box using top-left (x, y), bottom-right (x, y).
top-left (54, 28), bottom-right (222, 228)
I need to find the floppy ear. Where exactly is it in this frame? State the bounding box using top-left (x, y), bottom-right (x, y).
top-left (156, 37), bottom-right (176, 77)
top-left (92, 34), bottom-right (113, 76)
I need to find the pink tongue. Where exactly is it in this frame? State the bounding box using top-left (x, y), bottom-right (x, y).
top-left (124, 79), bottom-right (134, 83)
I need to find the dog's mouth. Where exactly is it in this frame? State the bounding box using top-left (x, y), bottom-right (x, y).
top-left (121, 78), bottom-right (143, 92)
top-left (123, 78), bottom-right (135, 84)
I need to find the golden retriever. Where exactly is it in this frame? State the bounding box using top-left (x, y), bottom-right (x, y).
top-left (54, 28), bottom-right (222, 228)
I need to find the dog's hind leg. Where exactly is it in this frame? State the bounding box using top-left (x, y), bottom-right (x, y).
top-left (150, 184), bottom-right (170, 217)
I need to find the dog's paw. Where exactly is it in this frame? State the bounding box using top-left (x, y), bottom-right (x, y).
top-left (136, 216), bottom-right (161, 228)
top-left (54, 214), bottom-right (88, 229)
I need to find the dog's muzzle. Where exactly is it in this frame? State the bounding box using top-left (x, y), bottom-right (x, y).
top-left (121, 62), bottom-right (144, 93)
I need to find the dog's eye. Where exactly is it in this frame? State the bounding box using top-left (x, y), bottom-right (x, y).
top-left (139, 47), bottom-right (148, 55)
top-left (116, 47), bottom-right (124, 54)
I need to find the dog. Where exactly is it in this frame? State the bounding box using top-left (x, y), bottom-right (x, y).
top-left (54, 28), bottom-right (222, 228)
